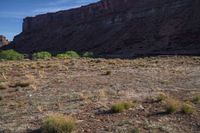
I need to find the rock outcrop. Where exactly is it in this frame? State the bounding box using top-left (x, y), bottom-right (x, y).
top-left (0, 35), bottom-right (9, 48)
top-left (2, 0), bottom-right (200, 57)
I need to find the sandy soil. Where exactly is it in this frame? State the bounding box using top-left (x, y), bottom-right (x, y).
top-left (0, 56), bottom-right (200, 133)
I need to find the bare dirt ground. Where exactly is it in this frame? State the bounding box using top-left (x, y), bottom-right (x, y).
top-left (0, 56), bottom-right (200, 133)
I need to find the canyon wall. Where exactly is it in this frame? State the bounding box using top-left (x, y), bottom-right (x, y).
top-left (3, 0), bottom-right (200, 57)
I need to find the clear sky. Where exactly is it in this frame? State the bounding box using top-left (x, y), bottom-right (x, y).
top-left (0, 0), bottom-right (98, 41)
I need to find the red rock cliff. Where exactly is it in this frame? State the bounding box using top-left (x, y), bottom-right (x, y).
top-left (3, 0), bottom-right (200, 57)
top-left (0, 35), bottom-right (9, 48)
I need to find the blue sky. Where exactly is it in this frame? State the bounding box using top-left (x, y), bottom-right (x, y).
top-left (0, 0), bottom-right (98, 40)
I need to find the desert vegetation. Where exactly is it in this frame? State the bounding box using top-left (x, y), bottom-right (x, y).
top-left (111, 101), bottom-right (134, 113)
top-left (82, 52), bottom-right (94, 58)
top-left (165, 98), bottom-right (180, 113)
top-left (0, 50), bottom-right (83, 60)
top-left (42, 114), bottom-right (75, 133)
top-left (56, 51), bottom-right (80, 58)
top-left (13, 81), bottom-right (31, 88)
top-left (0, 49), bottom-right (24, 60)
top-left (32, 51), bottom-right (52, 60)
top-left (181, 103), bottom-right (194, 114)
top-left (0, 56), bottom-right (200, 133)
top-left (192, 95), bottom-right (200, 104)
top-left (156, 92), bottom-right (167, 102)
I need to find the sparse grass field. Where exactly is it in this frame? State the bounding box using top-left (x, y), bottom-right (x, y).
top-left (0, 56), bottom-right (200, 133)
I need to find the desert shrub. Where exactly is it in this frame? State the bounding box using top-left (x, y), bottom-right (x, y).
top-left (14, 81), bottom-right (31, 87)
top-left (165, 99), bottom-right (179, 114)
top-left (111, 102), bottom-right (133, 113)
top-left (181, 103), bottom-right (194, 114)
top-left (56, 54), bottom-right (69, 59)
top-left (32, 51), bottom-right (52, 60)
top-left (192, 95), bottom-right (200, 104)
top-left (111, 103), bottom-right (124, 113)
top-left (56, 51), bottom-right (80, 58)
top-left (42, 114), bottom-right (75, 133)
top-left (65, 51), bottom-right (79, 58)
top-left (123, 102), bottom-right (133, 109)
top-left (130, 128), bottom-right (140, 133)
top-left (156, 92), bottom-right (167, 102)
top-left (0, 50), bottom-right (24, 60)
top-left (82, 52), bottom-right (94, 58)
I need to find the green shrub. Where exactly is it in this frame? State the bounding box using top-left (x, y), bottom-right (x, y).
top-left (32, 51), bottom-right (52, 60)
top-left (0, 50), bottom-right (24, 60)
top-left (182, 103), bottom-right (194, 114)
top-left (111, 103), bottom-right (125, 113)
top-left (65, 51), bottom-right (79, 58)
top-left (56, 51), bottom-right (80, 59)
top-left (42, 114), bottom-right (75, 133)
top-left (192, 95), bottom-right (200, 104)
top-left (56, 54), bottom-right (69, 59)
top-left (111, 102), bottom-right (133, 113)
top-left (82, 52), bottom-right (94, 58)
top-left (165, 99), bottom-right (179, 114)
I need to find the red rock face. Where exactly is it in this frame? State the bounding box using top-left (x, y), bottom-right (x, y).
top-left (0, 35), bottom-right (9, 48)
top-left (3, 0), bottom-right (200, 57)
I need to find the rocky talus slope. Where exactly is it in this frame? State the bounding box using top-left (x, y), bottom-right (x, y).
top-left (0, 35), bottom-right (9, 48)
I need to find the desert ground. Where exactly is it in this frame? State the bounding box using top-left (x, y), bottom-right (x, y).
top-left (0, 56), bottom-right (200, 133)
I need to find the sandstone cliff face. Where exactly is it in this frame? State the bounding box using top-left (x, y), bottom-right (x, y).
top-left (3, 0), bottom-right (200, 56)
top-left (0, 35), bottom-right (9, 48)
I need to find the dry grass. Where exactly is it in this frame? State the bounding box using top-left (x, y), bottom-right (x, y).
top-left (111, 101), bottom-right (134, 113)
top-left (165, 98), bottom-right (180, 114)
top-left (94, 89), bottom-right (107, 100)
top-left (14, 81), bottom-right (31, 87)
top-left (181, 103), bottom-right (194, 114)
top-left (192, 95), bottom-right (200, 104)
top-left (156, 92), bottom-right (167, 102)
top-left (42, 114), bottom-right (75, 133)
